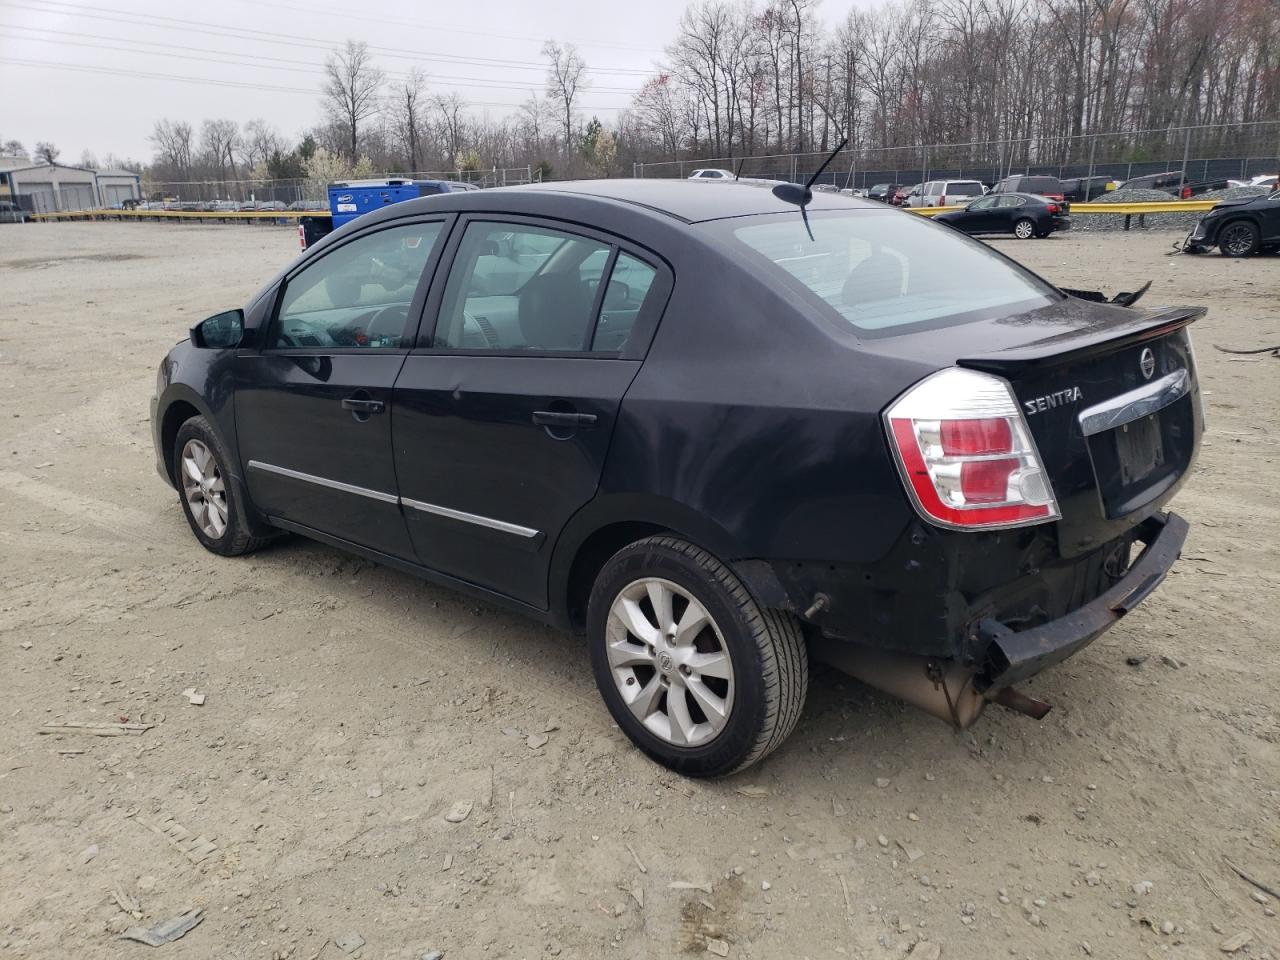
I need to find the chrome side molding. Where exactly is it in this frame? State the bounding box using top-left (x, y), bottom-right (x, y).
top-left (247, 460), bottom-right (399, 504)
top-left (247, 460), bottom-right (540, 539)
top-left (1077, 369), bottom-right (1190, 437)
top-left (399, 497), bottom-right (540, 539)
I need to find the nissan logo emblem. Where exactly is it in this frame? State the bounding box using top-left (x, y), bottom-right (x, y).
top-left (1139, 347), bottom-right (1156, 380)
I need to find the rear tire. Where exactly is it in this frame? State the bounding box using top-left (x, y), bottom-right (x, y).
top-left (173, 416), bottom-right (270, 557)
top-left (587, 536), bottom-right (808, 777)
top-left (1013, 218), bottom-right (1035, 240)
top-left (1219, 220), bottom-right (1260, 257)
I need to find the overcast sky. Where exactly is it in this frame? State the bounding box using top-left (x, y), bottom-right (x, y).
top-left (0, 0), bottom-right (866, 165)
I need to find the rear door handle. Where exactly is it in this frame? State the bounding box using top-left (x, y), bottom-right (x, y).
top-left (342, 397), bottom-right (385, 415)
top-left (532, 410), bottom-right (597, 428)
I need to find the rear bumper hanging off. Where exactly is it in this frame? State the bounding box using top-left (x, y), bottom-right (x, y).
top-left (977, 511), bottom-right (1188, 690)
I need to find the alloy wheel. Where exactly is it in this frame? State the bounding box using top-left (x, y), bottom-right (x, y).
top-left (605, 577), bottom-right (734, 747)
top-left (180, 438), bottom-right (228, 539)
top-left (1222, 223), bottom-right (1255, 256)
top-left (1014, 219), bottom-right (1034, 239)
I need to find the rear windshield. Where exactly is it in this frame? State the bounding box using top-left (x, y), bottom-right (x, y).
top-left (948, 182), bottom-right (984, 196)
top-left (727, 210), bottom-right (1055, 335)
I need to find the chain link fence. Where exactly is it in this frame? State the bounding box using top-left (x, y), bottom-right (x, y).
top-left (139, 166), bottom-right (539, 207)
top-left (634, 121), bottom-right (1280, 189)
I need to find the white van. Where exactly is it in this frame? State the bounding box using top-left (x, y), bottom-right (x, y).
top-left (914, 179), bottom-right (986, 208)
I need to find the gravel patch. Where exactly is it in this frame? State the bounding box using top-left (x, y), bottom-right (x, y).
top-left (1076, 185), bottom-right (1272, 233)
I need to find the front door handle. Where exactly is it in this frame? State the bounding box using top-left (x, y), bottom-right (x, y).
top-left (532, 411), bottom-right (597, 428)
top-left (342, 395), bottom-right (385, 422)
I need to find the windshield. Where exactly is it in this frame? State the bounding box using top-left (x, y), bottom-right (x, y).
top-left (727, 210), bottom-right (1056, 334)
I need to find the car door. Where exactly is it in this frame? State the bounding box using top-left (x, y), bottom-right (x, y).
top-left (235, 217), bottom-right (451, 558)
top-left (391, 216), bottom-right (671, 608)
top-left (994, 195), bottom-right (1027, 232)
top-left (1259, 193), bottom-right (1280, 243)
top-left (957, 195), bottom-right (999, 232)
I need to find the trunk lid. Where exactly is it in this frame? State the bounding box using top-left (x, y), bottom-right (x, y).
top-left (958, 302), bottom-right (1204, 556)
top-left (866, 296), bottom-right (1204, 557)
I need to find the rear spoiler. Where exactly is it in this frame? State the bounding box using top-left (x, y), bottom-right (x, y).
top-left (1060, 281), bottom-right (1151, 308)
top-left (958, 305), bottom-right (1205, 375)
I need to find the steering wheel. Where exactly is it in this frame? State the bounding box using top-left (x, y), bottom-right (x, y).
top-left (365, 303), bottom-right (409, 341)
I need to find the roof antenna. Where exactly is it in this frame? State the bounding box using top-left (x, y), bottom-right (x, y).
top-left (772, 138), bottom-right (848, 241)
top-left (734, 156), bottom-right (746, 181)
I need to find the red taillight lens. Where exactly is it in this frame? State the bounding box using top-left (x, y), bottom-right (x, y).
top-left (940, 418), bottom-right (1012, 455)
top-left (940, 195), bottom-right (946, 206)
top-left (1181, 185), bottom-right (1191, 199)
top-left (885, 368), bottom-right (1059, 530)
top-left (1046, 203), bottom-right (1060, 214)
top-left (298, 224), bottom-right (306, 250)
top-left (960, 458), bottom-right (1020, 503)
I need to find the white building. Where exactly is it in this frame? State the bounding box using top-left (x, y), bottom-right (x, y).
top-left (0, 158), bottom-right (141, 213)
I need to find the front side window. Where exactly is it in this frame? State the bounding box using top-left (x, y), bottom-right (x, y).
top-left (271, 222), bottom-right (443, 348)
top-left (967, 196), bottom-right (997, 210)
top-left (728, 210), bottom-right (1055, 335)
top-left (434, 222), bottom-right (613, 352)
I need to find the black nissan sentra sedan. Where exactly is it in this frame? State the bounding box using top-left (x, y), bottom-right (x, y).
top-left (152, 180), bottom-right (1203, 776)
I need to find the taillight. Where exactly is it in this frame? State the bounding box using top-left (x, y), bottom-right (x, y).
top-left (1046, 203), bottom-right (1060, 214)
top-left (1180, 185), bottom-right (1191, 199)
top-left (298, 224), bottom-right (306, 250)
top-left (884, 367), bottom-right (1059, 530)
top-left (939, 194), bottom-right (946, 206)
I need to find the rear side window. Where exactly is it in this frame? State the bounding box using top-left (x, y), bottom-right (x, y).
top-left (1021, 177), bottom-right (1061, 193)
top-left (948, 182), bottom-right (983, 197)
top-left (729, 210), bottom-right (1054, 335)
top-left (433, 222), bottom-right (613, 351)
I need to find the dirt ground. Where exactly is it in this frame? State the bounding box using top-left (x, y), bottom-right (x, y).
top-left (1, 222), bottom-right (1277, 960)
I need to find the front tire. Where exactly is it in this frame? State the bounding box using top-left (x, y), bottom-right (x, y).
top-left (1013, 218), bottom-right (1035, 239)
top-left (587, 536), bottom-right (808, 777)
top-left (173, 416), bottom-right (269, 557)
top-left (1219, 220), bottom-right (1260, 257)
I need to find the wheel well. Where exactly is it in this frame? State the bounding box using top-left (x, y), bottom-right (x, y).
top-left (159, 400), bottom-right (201, 483)
top-left (564, 521), bottom-right (667, 632)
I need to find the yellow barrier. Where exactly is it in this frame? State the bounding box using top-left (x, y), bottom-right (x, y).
top-left (35, 199), bottom-right (1220, 223)
top-left (908, 199), bottom-right (1218, 217)
top-left (31, 208), bottom-right (331, 221)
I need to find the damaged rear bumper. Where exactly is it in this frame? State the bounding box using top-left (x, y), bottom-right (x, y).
top-left (976, 511), bottom-right (1188, 690)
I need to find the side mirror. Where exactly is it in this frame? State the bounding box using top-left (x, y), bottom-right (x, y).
top-left (191, 309), bottom-right (244, 349)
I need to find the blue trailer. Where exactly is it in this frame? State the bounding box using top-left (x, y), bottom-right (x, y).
top-left (299, 177), bottom-right (478, 249)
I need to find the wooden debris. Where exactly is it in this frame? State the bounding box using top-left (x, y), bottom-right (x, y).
top-left (1223, 856), bottom-right (1280, 901)
top-left (111, 887), bottom-right (143, 919)
top-left (1219, 931), bottom-right (1253, 953)
top-left (39, 721), bottom-right (155, 737)
top-left (669, 880), bottom-right (713, 894)
top-left (734, 785), bottom-right (769, 798)
top-left (134, 813), bottom-right (219, 865)
top-left (626, 842), bottom-right (647, 874)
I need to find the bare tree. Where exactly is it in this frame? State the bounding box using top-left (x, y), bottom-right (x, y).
top-left (149, 120), bottom-right (193, 173)
top-left (200, 119), bottom-right (240, 185)
top-left (518, 94), bottom-right (555, 159)
top-left (323, 40), bottom-right (385, 160)
top-left (34, 141), bottom-right (60, 164)
top-left (432, 92), bottom-right (468, 167)
top-left (2, 139), bottom-right (27, 158)
top-left (542, 40), bottom-right (589, 153)
top-left (390, 68), bottom-right (428, 171)
top-left (240, 119), bottom-right (285, 172)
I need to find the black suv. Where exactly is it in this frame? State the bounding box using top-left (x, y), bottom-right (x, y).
top-left (991, 174), bottom-right (1066, 201)
top-left (152, 181), bottom-right (1202, 776)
